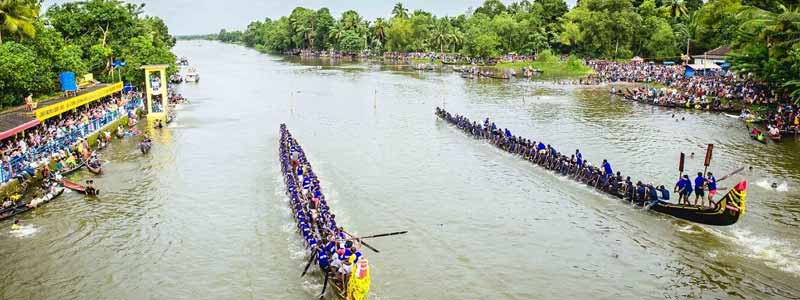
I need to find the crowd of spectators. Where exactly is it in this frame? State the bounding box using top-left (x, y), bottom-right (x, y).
top-left (588, 61), bottom-right (776, 107)
top-left (0, 93), bottom-right (143, 183)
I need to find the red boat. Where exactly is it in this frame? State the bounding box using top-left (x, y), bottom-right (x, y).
top-left (61, 179), bottom-right (99, 196)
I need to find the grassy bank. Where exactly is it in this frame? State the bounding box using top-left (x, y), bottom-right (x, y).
top-left (495, 51), bottom-right (593, 78)
top-left (410, 58), bottom-right (443, 65)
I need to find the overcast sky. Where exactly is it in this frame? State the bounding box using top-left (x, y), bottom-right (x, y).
top-left (43, 0), bottom-right (578, 36)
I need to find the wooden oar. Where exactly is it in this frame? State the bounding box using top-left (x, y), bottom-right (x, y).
top-left (318, 272), bottom-right (330, 299)
top-left (358, 231), bottom-right (408, 239)
top-left (342, 230), bottom-right (381, 253)
top-left (717, 166), bottom-right (745, 182)
top-left (300, 249), bottom-right (318, 277)
top-left (335, 230), bottom-right (409, 242)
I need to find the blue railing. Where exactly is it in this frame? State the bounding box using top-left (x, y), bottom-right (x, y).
top-left (0, 98), bottom-right (143, 183)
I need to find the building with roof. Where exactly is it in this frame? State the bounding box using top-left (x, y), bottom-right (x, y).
top-left (694, 45), bottom-right (731, 66)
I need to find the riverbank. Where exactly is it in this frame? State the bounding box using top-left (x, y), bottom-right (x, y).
top-left (0, 98), bottom-right (143, 198)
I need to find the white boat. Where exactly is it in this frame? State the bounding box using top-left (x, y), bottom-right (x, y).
top-left (184, 67), bottom-right (200, 83)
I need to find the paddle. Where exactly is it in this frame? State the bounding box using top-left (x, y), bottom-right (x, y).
top-left (342, 229), bottom-right (380, 253)
top-left (357, 231), bottom-right (408, 240)
top-left (318, 272), bottom-right (330, 299)
top-left (335, 230), bottom-right (409, 242)
top-left (717, 166), bottom-right (745, 182)
top-left (300, 249), bottom-right (318, 277)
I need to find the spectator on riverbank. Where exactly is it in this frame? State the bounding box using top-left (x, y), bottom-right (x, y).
top-left (0, 94), bottom-right (142, 183)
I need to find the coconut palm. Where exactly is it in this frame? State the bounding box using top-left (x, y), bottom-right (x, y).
top-left (431, 21), bottom-right (449, 53)
top-left (327, 22), bottom-right (344, 49)
top-left (0, 0), bottom-right (39, 43)
top-left (447, 27), bottom-right (463, 53)
top-left (392, 2), bottom-right (409, 19)
top-left (674, 11), bottom-right (698, 59)
top-left (662, 0), bottom-right (688, 19)
top-left (371, 17), bottom-right (387, 46)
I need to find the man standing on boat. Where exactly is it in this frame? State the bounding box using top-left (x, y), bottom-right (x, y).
top-left (674, 175), bottom-right (692, 205)
top-left (694, 172), bottom-right (706, 206)
top-left (601, 159), bottom-right (613, 180)
top-left (575, 149), bottom-right (583, 167)
top-left (706, 172), bottom-right (718, 205)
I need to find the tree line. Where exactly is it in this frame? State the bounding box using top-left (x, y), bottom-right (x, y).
top-left (212, 0), bottom-right (800, 102)
top-left (0, 0), bottom-right (177, 107)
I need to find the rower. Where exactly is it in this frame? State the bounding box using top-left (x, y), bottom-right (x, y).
top-left (11, 219), bottom-right (20, 231)
top-left (674, 175), bottom-right (692, 205)
top-left (657, 185), bottom-right (670, 201)
top-left (601, 159), bottom-right (613, 180)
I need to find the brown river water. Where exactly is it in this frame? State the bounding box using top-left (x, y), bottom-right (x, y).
top-left (1, 40), bottom-right (799, 299)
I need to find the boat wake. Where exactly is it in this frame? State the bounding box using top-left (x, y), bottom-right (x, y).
top-left (9, 225), bottom-right (38, 238)
top-left (755, 179), bottom-right (789, 192)
top-left (711, 228), bottom-right (800, 276)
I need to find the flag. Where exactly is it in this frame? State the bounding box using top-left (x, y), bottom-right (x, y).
top-left (112, 60), bottom-right (127, 68)
top-left (347, 258), bottom-right (370, 300)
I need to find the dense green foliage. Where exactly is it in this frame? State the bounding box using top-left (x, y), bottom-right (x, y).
top-left (210, 0), bottom-right (800, 103)
top-left (0, 0), bottom-right (176, 107)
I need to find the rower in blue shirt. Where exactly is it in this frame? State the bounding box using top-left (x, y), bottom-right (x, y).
top-left (601, 159), bottom-right (613, 178)
top-left (657, 185), bottom-right (670, 200)
top-left (317, 247), bottom-right (330, 270)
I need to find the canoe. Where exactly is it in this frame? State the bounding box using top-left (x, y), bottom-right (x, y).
top-left (87, 161), bottom-right (102, 174)
top-left (60, 160), bottom-right (86, 176)
top-left (0, 188), bottom-right (65, 221)
top-left (436, 108), bottom-right (747, 226)
top-left (61, 179), bottom-right (99, 196)
top-left (0, 181), bottom-right (31, 216)
top-left (768, 133), bottom-right (782, 142)
top-left (279, 124), bottom-right (370, 300)
top-left (751, 134), bottom-right (767, 144)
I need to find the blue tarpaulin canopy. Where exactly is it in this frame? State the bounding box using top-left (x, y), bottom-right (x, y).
top-left (59, 72), bottom-right (77, 92)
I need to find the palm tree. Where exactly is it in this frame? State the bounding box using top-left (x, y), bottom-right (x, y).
top-left (431, 21), bottom-right (448, 53)
top-left (447, 27), bottom-right (463, 53)
top-left (392, 2), bottom-right (409, 19)
top-left (662, 0), bottom-right (688, 19)
top-left (738, 4), bottom-right (800, 51)
top-left (0, 0), bottom-right (39, 43)
top-left (327, 22), bottom-right (344, 49)
top-left (372, 17), bottom-right (387, 46)
top-left (674, 11), bottom-right (698, 60)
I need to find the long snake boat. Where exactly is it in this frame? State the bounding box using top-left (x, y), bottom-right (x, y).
top-left (279, 124), bottom-right (371, 300)
top-left (435, 108), bottom-right (747, 226)
top-left (620, 88), bottom-right (741, 113)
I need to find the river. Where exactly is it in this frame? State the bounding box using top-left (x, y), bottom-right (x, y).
top-left (1, 40), bottom-right (799, 299)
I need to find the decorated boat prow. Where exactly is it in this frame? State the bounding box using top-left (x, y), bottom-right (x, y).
top-left (652, 180), bottom-right (747, 226)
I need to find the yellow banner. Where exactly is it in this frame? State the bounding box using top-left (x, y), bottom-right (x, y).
top-left (35, 82), bottom-right (123, 121)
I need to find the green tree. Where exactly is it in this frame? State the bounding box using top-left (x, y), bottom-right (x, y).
top-left (385, 17), bottom-right (413, 51)
top-left (0, 42), bottom-right (49, 106)
top-left (392, 2), bottom-right (409, 19)
top-left (0, 0), bottom-right (39, 43)
top-left (662, 0), bottom-right (688, 18)
top-left (474, 0), bottom-right (507, 18)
